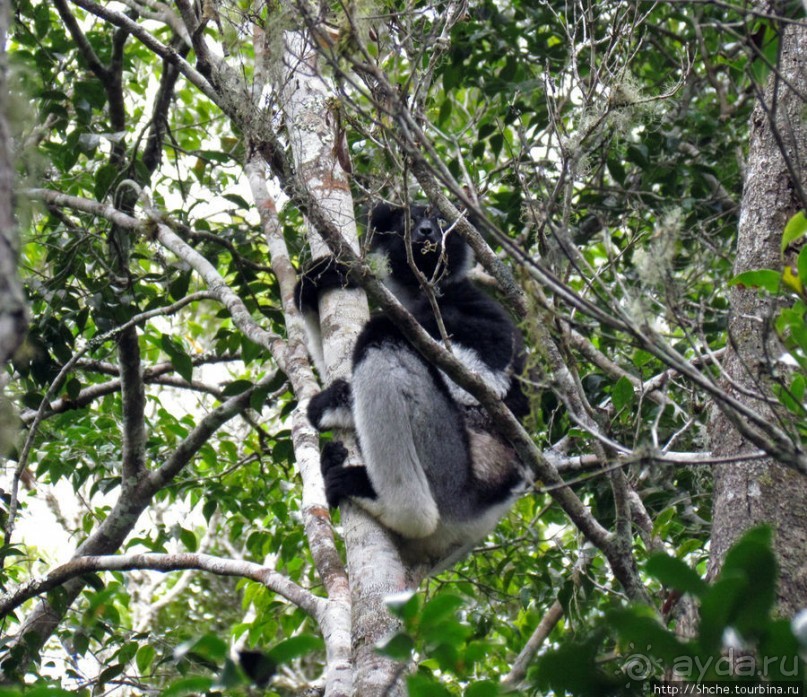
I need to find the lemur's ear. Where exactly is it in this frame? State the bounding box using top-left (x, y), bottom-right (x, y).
top-left (368, 202), bottom-right (403, 233)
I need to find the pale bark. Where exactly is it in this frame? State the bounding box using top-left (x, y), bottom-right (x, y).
top-left (708, 19), bottom-right (807, 614)
top-left (244, 153), bottom-right (354, 697)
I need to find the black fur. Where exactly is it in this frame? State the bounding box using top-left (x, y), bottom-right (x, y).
top-left (319, 441), bottom-right (378, 507)
top-left (294, 256), bottom-right (351, 315)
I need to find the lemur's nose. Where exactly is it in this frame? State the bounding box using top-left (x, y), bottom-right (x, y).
top-left (413, 220), bottom-right (436, 243)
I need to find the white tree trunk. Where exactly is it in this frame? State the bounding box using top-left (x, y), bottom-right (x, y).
top-left (278, 24), bottom-right (409, 696)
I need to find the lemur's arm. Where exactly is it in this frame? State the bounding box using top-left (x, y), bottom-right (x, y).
top-left (294, 257), bottom-right (353, 313)
top-left (294, 257), bottom-right (355, 376)
top-left (307, 378), bottom-right (354, 431)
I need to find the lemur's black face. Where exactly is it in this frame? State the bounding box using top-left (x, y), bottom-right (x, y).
top-left (368, 203), bottom-right (471, 286)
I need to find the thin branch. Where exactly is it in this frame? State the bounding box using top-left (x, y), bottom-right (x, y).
top-left (19, 372), bottom-right (230, 425)
top-left (6, 290), bottom-right (216, 546)
top-left (151, 220), bottom-right (287, 369)
top-left (545, 448), bottom-right (769, 473)
top-left (68, 0), bottom-right (217, 101)
top-left (52, 0), bottom-right (110, 80)
top-left (0, 553), bottom-right (324, 621)
top-left (27, 188), bottom-right (141, 228)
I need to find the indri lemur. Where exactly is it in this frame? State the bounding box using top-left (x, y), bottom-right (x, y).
top-left (297, 203), bottom-right (528, 570)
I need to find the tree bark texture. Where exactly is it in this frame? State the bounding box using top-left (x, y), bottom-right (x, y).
top-left (708, 19), bottom-right (807, 615)
top-left (0, 0), bottom-right (29, 368)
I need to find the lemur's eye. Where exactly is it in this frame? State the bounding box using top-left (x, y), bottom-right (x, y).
top-left (436, 217), bottom-right (447, 228)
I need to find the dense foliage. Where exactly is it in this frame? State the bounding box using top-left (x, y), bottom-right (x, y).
top-left (1, 0), bottom-right (806, 694)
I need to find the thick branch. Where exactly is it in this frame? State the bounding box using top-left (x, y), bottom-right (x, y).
top-left (53, 0), bottom-right (110, 80)
top-left (20, 373), bottom-right (229, 425)
top-left (118, 323), bottom-right (147, 489)
top-left (0, 1), bottom-right (27, 368)
top-left (143, 36), bottom-right (190, 173)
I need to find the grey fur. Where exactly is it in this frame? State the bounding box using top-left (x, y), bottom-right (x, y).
top-left (348, 343), bottom-right (522, 568)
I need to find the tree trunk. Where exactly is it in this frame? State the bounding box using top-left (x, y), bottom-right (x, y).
top-left (0, 0), bottom-right (28, 369)
top-left (278, 24), bottom-right (408, 696)
top-left (708, 19), bottom-right (807, 615)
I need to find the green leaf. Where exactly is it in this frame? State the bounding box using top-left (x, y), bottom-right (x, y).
top-left (169, 272), bottom-right (191, 302)
top-left (118, 640), bottom-right (139, 665)
top-left (171, 352), bottom-right (193, 383)
top-left (698, 575), bottom-right (746, 650)
top-left (612, 375), bottom-right (635, 413)
top-left (607, 158), bottom-right (626, 185)
top-left (250, 385), bottom-right (270, 411)
top-left (98, 663), bottom-right (124, 685)
top-left (377, 632), bottom-right (415, 660)
top-left (420, 593), bottom-right (465, 630)
top-left (385, 591), bottom-right (420, 621)
top-left (438, 99), bottom-right (453, 126)
top-left (202, 499), bottom-right (218, 523)
top-left (222, 193), bottom-right (250, 208)
top-left (179, 527), bottom-right (198, 552)
top-left (797, 245), bottom-right (807, 284)
top-left (221, 379), bottom-right (254, 396)
top-left (608, 608), bottom-right (689, 663)
top-left (719, 525), bottom-right (777, 635)
top-left (782, 210), bottom-right (807, 252)
top-left (174, 633), bottom-right (229, 663)
top-left (94, 163), bottom-right (118, 201)
top-left (160, 676), bottom-right (214, 697)
top-left (465, 680), bottom-right (500, 697)
top-left (265, 635), bottom-right (324, 664)
top-left (407, 673), bottom-right (454, 697)
top-left (0, 545), bottom-right (25, 561)
top-left (645, 554), bottom-right (708, 596)
top-left (699, 527), bottom-right (777, 649)
top-left (728, 269), bottom-right (781, 293)
top-left (136, 644), bottom-right (157, 674)
top-left (66, 377), bottom-right (82, 401)
top-left (160, 334), bottom-right (193, 382)
top-left (537, 634), bottom-right (616, 694)
top-left (791, 373), bottom-right (806, 402)
top-left (217, 657), bottom-right (244, 688)
top-left (750, 22), bottom-right (780, 85)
